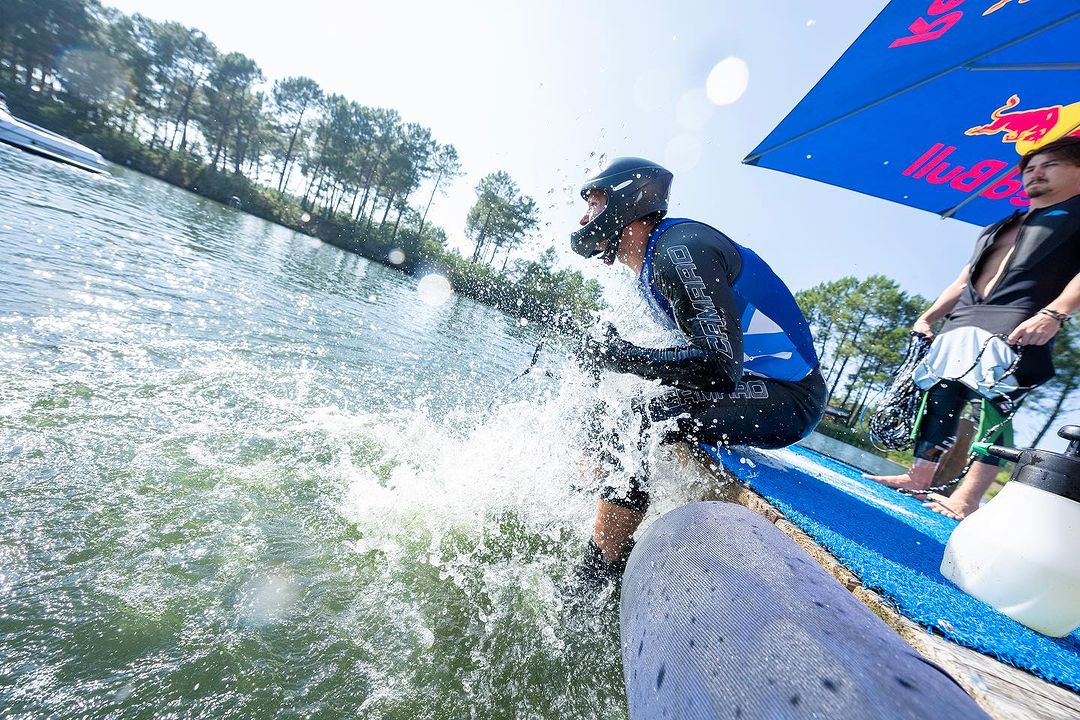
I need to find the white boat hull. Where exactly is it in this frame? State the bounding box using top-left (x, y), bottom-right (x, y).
top-left (0, 108), bottom-right (108, 174)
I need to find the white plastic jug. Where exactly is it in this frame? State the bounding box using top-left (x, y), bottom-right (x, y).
top-left (940, 425), bottom-right (1080, 637)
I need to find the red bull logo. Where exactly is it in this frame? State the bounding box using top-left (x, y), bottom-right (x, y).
top-left (891, 0), bottom-right (1032, 48)
top-left (984, 0), bottom-right (1031, 15)
top-left (898, 91), bottom-right (1080, 209)
top-left (966, 95), bottom-right (1080, 155)
top-left (903, 144), bottom-right (1030, 207)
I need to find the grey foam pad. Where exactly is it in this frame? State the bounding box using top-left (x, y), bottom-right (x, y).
top-left (620, 501), bottom-right (989, 720)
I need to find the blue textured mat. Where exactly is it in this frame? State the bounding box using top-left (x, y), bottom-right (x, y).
top-left (700, 443), bottom-right (1080, 692)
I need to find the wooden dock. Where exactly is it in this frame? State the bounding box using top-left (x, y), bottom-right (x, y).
top-left (705, 478), bottom-right (1080, 720)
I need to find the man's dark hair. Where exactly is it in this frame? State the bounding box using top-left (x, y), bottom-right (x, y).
top-left (1018, 136), bottom-right (1080, 172)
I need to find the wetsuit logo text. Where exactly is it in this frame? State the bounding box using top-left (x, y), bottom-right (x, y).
top-left (666, 245), bottom-right (734, 359)
top-left (676, 380), bottom-right (769, 403)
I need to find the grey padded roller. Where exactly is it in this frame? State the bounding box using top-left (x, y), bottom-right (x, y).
top-left (620, 501), bottom-right (989, 719)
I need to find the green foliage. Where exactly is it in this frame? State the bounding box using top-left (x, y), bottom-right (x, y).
top-left (465, 171), bottom-right (540, 267)
top-left (797, 275), bottom-right (928, 423)
top-left (813, 418), bottom-right (881, 453)
top-left (271, 76), bottom-right (322, 192)
top-left (506, 247), bottom-right (604, 329)
top-left (814, 419), bottom-right (922, 463)
top-left (417, 144), bottom-right (463, 238)
top-left (801, 275), bottom-right (1080, 451)
top-left (1025, 323), bottom-right (1080, 445)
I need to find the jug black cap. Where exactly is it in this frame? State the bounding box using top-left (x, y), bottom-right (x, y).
top-left (1004, 426), bottom-right (1080, 502)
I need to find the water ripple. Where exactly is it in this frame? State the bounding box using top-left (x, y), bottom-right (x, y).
top-left (0, 160), bottom-right (651, 718)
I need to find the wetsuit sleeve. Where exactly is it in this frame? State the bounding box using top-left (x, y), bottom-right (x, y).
top-left (607, 223), bottom-right (743, 391)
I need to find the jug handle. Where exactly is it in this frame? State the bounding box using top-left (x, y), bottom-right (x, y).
top-left (971, 441), bottom-right (1022, 463)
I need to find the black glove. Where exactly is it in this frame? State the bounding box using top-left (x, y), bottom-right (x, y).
top-left (561, 538), bottom-right (636, 605)
top-left (576, 322), bottom-right (740, 391)
top-left (575, 323), bottom-right (632, 375)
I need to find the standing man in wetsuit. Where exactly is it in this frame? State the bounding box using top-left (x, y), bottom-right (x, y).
top-left (568, 157), bottom-right (826, 587)
top-left (868, 137), bottom-right (1080, 519)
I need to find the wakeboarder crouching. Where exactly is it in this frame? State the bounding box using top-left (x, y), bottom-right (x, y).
top-left (566, 156), bottom-right (826, 592)
top-left (866, 137), bottom-right (1080, 519)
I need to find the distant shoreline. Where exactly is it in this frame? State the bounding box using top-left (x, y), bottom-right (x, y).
top-left (1, 85), bottom-right (603, 334)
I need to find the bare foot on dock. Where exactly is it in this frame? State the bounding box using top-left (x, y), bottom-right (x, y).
top-left (922, 463), bottom-right (996, 520)
top-left (863, 473), bottom-right (929, 500)
top-left (863, 460), bottom-right (938, 499)
top-left (924, 493), bottom-right (979, 521)
top-left (863, 471), bottom-right (930, 492)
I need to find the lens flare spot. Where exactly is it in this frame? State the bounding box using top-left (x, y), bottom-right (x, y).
top-left (417, 274), bottom-right (453, 306)
top-left (245, 573), bottom-right (298, 626)
top-left (57, 49), bottom-right (132, 106)
top-left (388, 249), bottom-right (406, 265)
top-left (675, 89), bottom-right (713, 131)
top-left (112, 683), bottom-right (134, 703)
top-left (705, 57), bottom-right (750, 106)
top-left (664, 134), bottom-right (702, 173)
top-left (634, 69), bottom-right (672, 112)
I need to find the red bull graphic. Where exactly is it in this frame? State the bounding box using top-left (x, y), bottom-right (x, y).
top-left (891, 2), bottom-right (966, 49)
top-left (965, 95), bottom-right (1080, 155)
top-left (984, 0), bottom-right (1031, 15)
top-left (890, 0), bottom-right (1033, 48)
top-left (902, 144), bottom-right (1030, 207)
top-left (899, 92), bottom-right (1080, 210)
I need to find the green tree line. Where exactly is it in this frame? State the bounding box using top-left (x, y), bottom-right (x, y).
top-left (797, 275), bottom-right (1080, 449)
top-left (1025, 323), bottom-right (1080, 446)
top-left (797, 275), bottom-right (928, 425)
top-left (0, 0), bottom-right (603, 330)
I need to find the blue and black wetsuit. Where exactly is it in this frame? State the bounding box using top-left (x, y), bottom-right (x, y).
top-left (598, 218), bottom-right (826, 513)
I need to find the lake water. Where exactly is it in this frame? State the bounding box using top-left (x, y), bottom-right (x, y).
top-left (0, 147), bottom-right (709, 719)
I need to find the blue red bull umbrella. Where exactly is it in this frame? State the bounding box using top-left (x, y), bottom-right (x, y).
top-left (745, 1), bottom-right (1080, 226)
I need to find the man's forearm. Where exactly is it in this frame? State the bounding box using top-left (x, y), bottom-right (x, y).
top-left (608, 342), bottom-right (741, 392)
top-left (919, 267), bottom-right (969, 324)
top-left (1043, 272), bottom-right (1080, 317)
top-left (920, 296), bottom-right (960, 324)
top-left (1006, 272), bottom-right (1080, 346)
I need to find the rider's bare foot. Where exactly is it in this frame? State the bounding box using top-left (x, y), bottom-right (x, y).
top-left (924, 493), bottom-right (980, 521)
top-left (863, 472), bottom-right (929, 490)
top-left (863, 460), bottom-right (938, 498)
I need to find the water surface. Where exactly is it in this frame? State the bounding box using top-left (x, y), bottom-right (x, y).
top-left (1, 148), bottom-right (712, 719)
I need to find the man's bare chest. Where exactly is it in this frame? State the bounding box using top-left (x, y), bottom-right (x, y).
top-left (973, 221), bottom-right (1021, 298)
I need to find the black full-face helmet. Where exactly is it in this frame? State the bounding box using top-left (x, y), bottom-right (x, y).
top-left (570, 157), bottom-right (673, 261)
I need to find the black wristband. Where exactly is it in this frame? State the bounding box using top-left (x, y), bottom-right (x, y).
top-left (1038, 308), bottom-right (1069, 326)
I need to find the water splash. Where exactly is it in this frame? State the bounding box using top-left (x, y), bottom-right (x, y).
top-left (1, 165), bottom-right (724, 718)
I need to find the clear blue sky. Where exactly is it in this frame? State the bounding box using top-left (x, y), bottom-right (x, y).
top-left (105, 0), bottom-right (977, 299)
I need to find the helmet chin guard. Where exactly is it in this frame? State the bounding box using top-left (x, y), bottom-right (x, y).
top-left (570, 157), bottom-right (673, 259)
